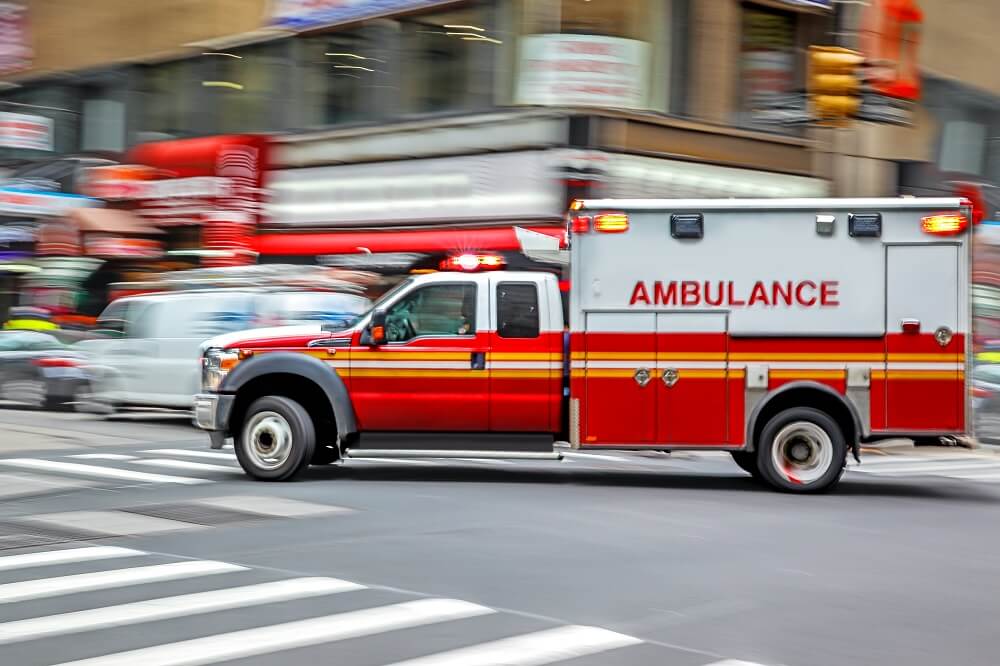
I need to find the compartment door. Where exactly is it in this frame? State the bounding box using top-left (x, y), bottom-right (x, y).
top-left (885, 244), bottom-right (962, 431)
top-left (656, 312), bottom-right (729, 444)
top-left (583, 312), bottom-right (656, 445)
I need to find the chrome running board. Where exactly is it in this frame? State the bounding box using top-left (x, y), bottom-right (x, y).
top-left (344, 449), bottom-right (562, 461)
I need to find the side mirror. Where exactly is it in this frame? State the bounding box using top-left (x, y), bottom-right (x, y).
top-left (369, 309), bottom-right (387, 345)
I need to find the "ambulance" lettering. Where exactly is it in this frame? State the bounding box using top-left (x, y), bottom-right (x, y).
top-left (629, 280), bottom-right (840, 307)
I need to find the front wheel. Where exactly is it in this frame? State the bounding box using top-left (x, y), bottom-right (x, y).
top-left (756, 407), bottom-right (847, 493)
top-left (235, 396), bottom-right (315, 481)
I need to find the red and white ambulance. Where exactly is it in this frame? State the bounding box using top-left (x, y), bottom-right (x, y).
top-left (194, 197), bottom-right (974, 492)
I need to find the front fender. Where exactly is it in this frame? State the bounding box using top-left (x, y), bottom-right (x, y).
top-left (219, 352), bottom-right (357, 438)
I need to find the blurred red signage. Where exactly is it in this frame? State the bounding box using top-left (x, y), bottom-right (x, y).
top-left (861, 0), bottom-right (923, 100)
top-left (0, 112), bottom-right (51, 150)
top-left (84, 236), bottom-right (164, 259)
top-left (0, 2), bottom-right (31, 74)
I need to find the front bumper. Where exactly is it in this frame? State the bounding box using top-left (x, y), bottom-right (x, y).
top-left (193, 393), bottom-right (234, 449)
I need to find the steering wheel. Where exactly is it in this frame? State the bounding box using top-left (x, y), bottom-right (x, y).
top-left (386, 315), bottom-right (416, 342)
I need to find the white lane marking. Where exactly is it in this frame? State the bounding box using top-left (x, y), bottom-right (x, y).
top-left (132, 459), bottom-right (244, 475)
top-left (0, 577), bottom-right (363, 645)
top-left (383, 624), bottom-right (642, 666)
top-left (852, 462), bottom-right (1000, 476)
top-left (0, 547), bottom-right (144, 572)
top-left (857, 455), bottom-right (986, 466)
top-left (561, 452), bottom-right (632, 463)
top-left (0, 459), bottom-right (209, 485)
top-left (0, 560), bottom-right (246, 604)
top-left (704, 661), bottom-right (770, 666)
top-left (139, 449), bottom-right (235, 461)
top-left (194, 496), bottom-right (351, 518)
top-left (52, 598), bottom-right (495, 666)
top-left (932, 469), bottom-right (1000, 481)
top-left (68, 454), bottom-right (137, 461)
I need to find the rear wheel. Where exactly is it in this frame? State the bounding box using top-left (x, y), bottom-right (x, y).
top-left (235, 396), bottom-right (315, 481)
top-left (756, 407), bottom-right (847, 493)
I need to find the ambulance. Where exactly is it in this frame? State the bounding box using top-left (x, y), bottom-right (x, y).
top-left (193, 197), bottom-right (974, 492)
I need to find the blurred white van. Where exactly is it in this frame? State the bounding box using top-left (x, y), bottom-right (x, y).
top-left (76, 289), bottom-right (370, 412)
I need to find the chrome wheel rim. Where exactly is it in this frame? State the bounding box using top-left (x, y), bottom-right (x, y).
top-left (244, 410), bottom-right (294, 470)
top-left (770, 421), bottom-right (833, 485)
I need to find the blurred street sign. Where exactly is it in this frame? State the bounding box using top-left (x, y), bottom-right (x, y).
top-left (751, 93), bottom-right (812, 125)
top-left (856, 93), bottom-right (914, 126)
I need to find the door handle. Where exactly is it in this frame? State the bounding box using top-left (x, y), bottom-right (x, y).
top-left (470, 352), bottom-right (486, 370)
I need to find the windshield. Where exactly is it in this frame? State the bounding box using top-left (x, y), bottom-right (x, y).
top-left (360, 278), bottom-right (415, 319)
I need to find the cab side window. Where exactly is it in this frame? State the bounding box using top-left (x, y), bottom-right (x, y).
top-left (385, 284), bottom-right (477, 342)
top-left (497, 282), bottom-right (540, 338)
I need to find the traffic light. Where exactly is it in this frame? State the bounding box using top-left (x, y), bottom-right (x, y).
top-left (807, 46), bottom-right (865, 124)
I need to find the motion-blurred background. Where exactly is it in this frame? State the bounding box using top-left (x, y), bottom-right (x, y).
top-left (0, 0), bottom-right (995, 418)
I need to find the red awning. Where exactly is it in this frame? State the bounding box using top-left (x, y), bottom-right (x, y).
top-left (253, 226), bottom-right (565, 256)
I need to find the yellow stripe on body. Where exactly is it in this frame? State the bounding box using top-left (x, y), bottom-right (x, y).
top-left (351, 351), bottom-right (472, 361)
top-left (880, 370), bottom-right (963, 380)
top-left (487, 352), bottom-right (559, 361)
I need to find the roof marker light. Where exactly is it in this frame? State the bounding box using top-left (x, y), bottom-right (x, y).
top-left (921, 213), bottom-right (968, 236)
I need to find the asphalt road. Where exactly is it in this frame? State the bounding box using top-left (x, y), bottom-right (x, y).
top-left (0, 407), bottom-right (999, 666)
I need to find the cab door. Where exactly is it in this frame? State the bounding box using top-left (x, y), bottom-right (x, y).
top-left (350, 280), bottom-right (490, 431)
top-left (488, 278), bottom-right (561, 431)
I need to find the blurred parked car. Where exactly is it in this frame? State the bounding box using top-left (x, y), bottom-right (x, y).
top-left (973, 364), bottom-right (1000, 443)
top-left (76, 288), bottom-right (371, 413)
top-left (0, 330), bottom-right (90, 410)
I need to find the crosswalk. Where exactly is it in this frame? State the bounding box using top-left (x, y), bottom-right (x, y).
top-left (0, 543), bottom-right (743, 666)
top-left (1, 445), bottom-right (999, 497)
top-left (847, 453), bottom-right (1000, 483)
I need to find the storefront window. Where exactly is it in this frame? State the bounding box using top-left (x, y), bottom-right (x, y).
top-left (738, 5), bottom-right (799, 133)
top-left (0, 84), bottom-right (79, 163)
top-left (397, 4), bottom-right (498, 114)
top-left (207, 42), bottom-right (291, 134)
top-left (516, 0), bottom-right (676, 114)
top-left (140, 59), bottom-right (203, 140)
top-left (300, 29), bottom-right (380, 127)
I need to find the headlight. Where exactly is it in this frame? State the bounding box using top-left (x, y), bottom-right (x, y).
top-left (201, 348), bottom-right (241, 392)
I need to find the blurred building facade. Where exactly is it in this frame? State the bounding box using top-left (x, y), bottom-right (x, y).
top-left (0, 0), bottom-right (995, 277)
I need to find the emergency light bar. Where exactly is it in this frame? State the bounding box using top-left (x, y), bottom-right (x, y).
top-left (439, 253), bottom-right (506, 272)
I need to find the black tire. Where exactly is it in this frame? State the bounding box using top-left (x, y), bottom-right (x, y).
top-left (310, 443), bottom-right (340, 466)
top-left (730, 450), bottom-right (764, 480)
top-left (755, 407), bottom-right (847, 493)
top-left (235, 396), bottom-right (315, 481)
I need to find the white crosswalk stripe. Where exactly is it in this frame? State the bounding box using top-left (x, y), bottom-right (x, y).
top-left (0, 458), bottom-right (210, 485)
top-left (382, 624), bottom-right (642, 665)
top-left (0, 546), bottom-right (653, 666)
top-left (0, 546), bottom-right (143, 572)
top-left (52, 599), bottom-right (496, 666)
top-left (132, 458), bottom-right (244, 475)
top-left (0, 560), bottom-right (246, 603)
top-left (139, 449), bottom-right (235, 461)
top-left (0, 577), bottom-right (363, 645)
top-left (850, 455), bottom-right (1000, 483)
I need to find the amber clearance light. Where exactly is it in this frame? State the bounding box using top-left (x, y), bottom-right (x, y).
top-left (921, 213), bottom-right (968, 236)
top-left (593, 212), bottom-right (629, 233)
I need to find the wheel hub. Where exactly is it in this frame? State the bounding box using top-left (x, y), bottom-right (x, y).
top-left (771, 421), bottom-right (834, 485)
top-left (245, 411), bottom-right (293, 470)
